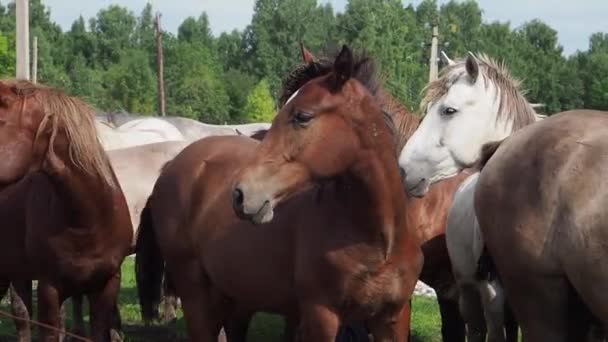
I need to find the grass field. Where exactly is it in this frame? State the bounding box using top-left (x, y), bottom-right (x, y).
top-left (0, 257), bottom-right (442, 341)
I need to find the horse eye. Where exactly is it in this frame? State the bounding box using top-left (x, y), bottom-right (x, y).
top-left (293, 111), bottom-right (313, 126)
top-left (443, 107), bottom-right (458, 116)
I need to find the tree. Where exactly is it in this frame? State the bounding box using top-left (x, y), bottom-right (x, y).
top-left (178, 13), bottom-right (214, 48)
top-left (103, 50), bottom-right (157, 113)
top-left (164, 41), bottom-right (231, 123)
top-left (244, 79), bottom-right (276, 123)
top-left (244, 0), bottom-right (336, 96)
top-left (90, 5), bottom-right (137, 68)
top-left (223, 68), bottom-right (258, 122)
top-left (216, 30), bottom-right (246, 71)
top-left (0, 31), bottom-right (15, 77)
top-left (336, 0), bottom-right (426, 106)
top-left (576, 33), bottom-right (608, 110)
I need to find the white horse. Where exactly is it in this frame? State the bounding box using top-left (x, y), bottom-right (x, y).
top-left (400, 52), bottom-right (543, 341)
top-left (96, 117), bottom-right (185, 150)
top-left (107, 141), bottom-right (190, 246)
top-left (96, 113), bottom-right (270, 143)
top-left (399, 52), bottom-right (540, 197)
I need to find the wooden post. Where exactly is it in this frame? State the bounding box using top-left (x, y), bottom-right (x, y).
top-left (155, 13), bottom-right (166, 117)
top-left (16, 0), bottom-right (30, 80)
top-left (429, 23), bottom-right (439, 82)
top-left (32, 36), bottom-right (37, 83)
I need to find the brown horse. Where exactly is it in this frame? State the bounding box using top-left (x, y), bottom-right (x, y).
top-left (475, 110), bottom-right (608, 341)
top-left (288, 46), bottom-right (469, 342)
top-left (0, 80), bottom-right (132, 341)
top-left (136, 45), bottom-right (423, 341)
top-left (141, 45), bottom-right (469, 342)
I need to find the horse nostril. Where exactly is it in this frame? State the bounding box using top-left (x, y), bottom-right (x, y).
top-left (232, 187), bottom-right (244, 210)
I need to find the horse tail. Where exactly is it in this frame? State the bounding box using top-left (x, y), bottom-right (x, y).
top-left (135, 196), bottom-right (164, 323)
top-left (476, 139), bottom-right (504, 171)
top-left (475, 246), bottom-right (498, 282)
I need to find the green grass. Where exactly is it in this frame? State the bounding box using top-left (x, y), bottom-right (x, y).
top-left (0, 257), bottom-right (442, 341)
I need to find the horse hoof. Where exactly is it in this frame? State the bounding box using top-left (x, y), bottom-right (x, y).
top-left (110, 329), bottom-right (123, 342)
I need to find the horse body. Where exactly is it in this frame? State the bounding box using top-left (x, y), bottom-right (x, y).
top-left (137, 46), bottom-right (423, 341)
top-left (400, 53), bottom-right (543, 341)
top-left (476, 110), bottom-right (608, 340)
top-left (108, 140), bottom-right (190, 245)
top-left (96, 117), bottom-right (185, 150)
top-left (96, 112), bottom-right (271, 144)
top-left (0, 80), bottom-right (132, 341)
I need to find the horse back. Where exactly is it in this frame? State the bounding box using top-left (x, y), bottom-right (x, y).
top-left (148, 136), bottom-right (259, 257)
top-left (476, 110), bottom-right (608, 275)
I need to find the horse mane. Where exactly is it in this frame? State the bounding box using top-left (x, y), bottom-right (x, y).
top-left (249, 129), bottom-right (268, 141)
top-left (279, 49), bottom-right (420, 151)
top-left (8, 80), bottom-right (116, 188)
top-left (475, 139), bottom-right (505, 171)
top-left (421, 53), bottom-right (537, 131)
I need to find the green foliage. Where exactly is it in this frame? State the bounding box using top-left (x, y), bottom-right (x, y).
top-left (244, 0), bottom-right (337, 96)
top-left (244, 79), bottom-right (276, 123)
top-left (164, 41), bottom-right (231, 123)
top-left (223, 68), bottom-right (258, 122)
top-left (0, 0), bottom-right (604, 121)
top-left (103, 50), bottom-right (157, 113)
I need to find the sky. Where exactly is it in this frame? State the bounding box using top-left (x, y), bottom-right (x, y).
top-left (42, 0), bottom-right (608, 56)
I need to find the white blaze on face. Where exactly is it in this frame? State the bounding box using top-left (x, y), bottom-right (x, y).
top-left (399, 68), bottom-right (507, 197)
top-left (285, 88), bottom-right (301, 106)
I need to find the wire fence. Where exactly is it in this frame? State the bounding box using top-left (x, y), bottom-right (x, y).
top-left (0, 308), bottom-right (92, 342)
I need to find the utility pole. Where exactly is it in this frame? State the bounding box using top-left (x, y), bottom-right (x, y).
top-left (155, 12), bottom-right (166, 117)
top-left (32, 36), bottom-right (38, 83)
top-left (429, 21), bottom-right (439, 82)
top-left (16, 0), bottom-right (30, 80)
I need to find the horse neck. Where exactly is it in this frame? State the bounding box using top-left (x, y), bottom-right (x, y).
top-left (376, 89), bottom-right (420, 148)
top-left (337, 131), bottom-right (410, 260)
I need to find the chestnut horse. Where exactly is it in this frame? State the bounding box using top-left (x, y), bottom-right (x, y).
top-left (0, 80), bottom-right (132, 341)
top-left (141, 46), bottom-right (469, 342)
top-left (136, 45), bottom-right (423, 341)
top-left (287, 46), bottom-right (468, 342)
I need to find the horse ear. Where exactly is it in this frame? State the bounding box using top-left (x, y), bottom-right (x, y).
top-left (440, 51), bottom-right (455, 66)
top-left (465, 52), bottom-right (479, 82)
top-left (333, 44), bottom-right (353, 90)
top-left (300, 43), bottom-right (316, 64)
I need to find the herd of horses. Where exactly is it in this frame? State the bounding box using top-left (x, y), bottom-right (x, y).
top-left (0, 42), bottom-right (605, 342)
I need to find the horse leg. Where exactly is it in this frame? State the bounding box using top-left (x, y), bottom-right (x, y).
top-left (297, 303), bottom-right (340, 342)
top-left (110, 303), bottom-right (123, 342)
top-left (38, 280), bottom-right (64, 342)
top-left (10, 281), bottom-right (32, 342)
top-left (458, 283), bottom-right (486, 342)
top-left (71, 294), bottom-right (86, 338)
top-left (282, 316), bottom-right (298, 342)
top-left (223, 311), bottom-right (252, 342)
top-left (437, 294), bottom-right (465, 342)
top-left (478, 279), bottom-right (507, 342)
top-left (88, 272), bottom-right (121, 342)
top-left (503, 302), bottom-right (518, 342)
top-left (504, 275), bottom-right (570, 342)
top-left (161, 274), bottom-right (179, 324)
top-left (171, 262), bottom-right (226, 341)
top-left (368, 299), bottom-right (411, 342)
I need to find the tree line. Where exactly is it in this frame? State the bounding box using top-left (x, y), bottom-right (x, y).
top-left (0, 0), bottom-right (606, 124)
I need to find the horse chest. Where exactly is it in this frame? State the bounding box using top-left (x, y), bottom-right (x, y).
top-left (338, 259), bottom-right (406, 320)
